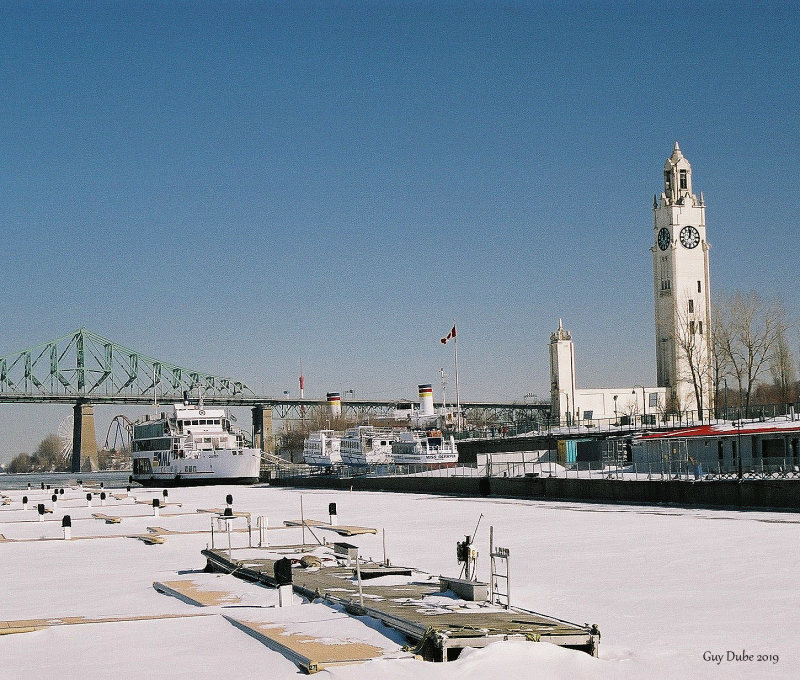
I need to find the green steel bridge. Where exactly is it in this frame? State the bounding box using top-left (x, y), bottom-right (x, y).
top-left (0, 328), bottom-right (549, 470)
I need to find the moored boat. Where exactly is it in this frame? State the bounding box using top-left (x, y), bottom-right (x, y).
top-left (131, 403), bottom-right (261, 486)
top-left (391, 429), bottom-right (458, 465)
top-left (340, 426), bottom-right (396, 466)
top-left (302, 429), bottom-right (342, 466)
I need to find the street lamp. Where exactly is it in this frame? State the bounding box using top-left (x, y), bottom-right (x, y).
top-left (633, 385), bottom-right (646, 427)
top-left (736, 407), bottom-right (743, 479)
top-left (559, 390), bottom-right (571, 427)
top-left (724, 378), bottom-right (729, 421)
top-left (613, 395), bottom-right (618, 426)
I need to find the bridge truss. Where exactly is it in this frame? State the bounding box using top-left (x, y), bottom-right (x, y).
top-left (0, 327), bottom-right (250, 402)
top-left (0, 329), bottom-right (550, 471)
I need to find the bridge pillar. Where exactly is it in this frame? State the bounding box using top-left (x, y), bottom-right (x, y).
top-left (252, 405), bottom-right (274, 454)
top-left (71, 402), bottom-right (99, 472)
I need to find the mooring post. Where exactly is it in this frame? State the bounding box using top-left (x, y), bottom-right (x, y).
top-left (258, 516), bottom-right (269, 547)
top-left (355, 554), bottom-right (364, 608)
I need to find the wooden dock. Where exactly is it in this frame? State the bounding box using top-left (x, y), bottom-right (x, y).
top-left (202, 547), bottom-right (599, 661)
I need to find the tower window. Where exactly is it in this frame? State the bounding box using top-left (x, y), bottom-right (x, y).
top-left (697, 280), bottom-right (702, 293)
top-left (699, 321), bottom-right (703, 335)
top-left (664, 170), bottom-right (671, 191)
top-left (688, 299), bottom-right (694, 313)
top-left (679, 169), bottom-right (687, 189)
top-left (690, 320), bottom-right (696, 334)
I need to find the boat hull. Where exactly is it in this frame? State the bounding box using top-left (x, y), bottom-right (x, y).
top-left (134, 475), bottom-right (259, 487)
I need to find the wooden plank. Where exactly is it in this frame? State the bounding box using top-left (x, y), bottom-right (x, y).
top-left (198, 508), bottom-right (251, 517)
top-left (91, 513), bottom-right (122, 524)
top-left (283, 519), bottom-right (377, 535)
top-left (0, 613), bottom-right (211, 636)
top-left (154, 580), bottom-right (242, 607)
top-left (138, 534), bottom-right (165, 545)
top-left (223, 616), bottom-right (385, 674)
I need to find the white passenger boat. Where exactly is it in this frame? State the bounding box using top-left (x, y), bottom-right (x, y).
top-left (340, 426), bottom-right (396, 466)
top-left (303, 429), bottom-right (342, 466)
top-left (391, 429), bottom-right (458, 465)
top-left (131, 404), bottom-right (261, 486)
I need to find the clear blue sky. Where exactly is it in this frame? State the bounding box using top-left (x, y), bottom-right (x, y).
top-left (1, 1), bottom-right (799, 458)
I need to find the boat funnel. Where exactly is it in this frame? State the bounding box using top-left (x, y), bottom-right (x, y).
top-left (419, 384), bottom-right (434, 417)
top-left (327, 392), bottom-right (342, 417)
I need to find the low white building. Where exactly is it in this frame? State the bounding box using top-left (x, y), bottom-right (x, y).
top-left (549, 320), bottom-right (667, 426)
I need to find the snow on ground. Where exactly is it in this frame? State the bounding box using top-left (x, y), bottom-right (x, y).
top-left (1, 482), bottom-right (797, 679)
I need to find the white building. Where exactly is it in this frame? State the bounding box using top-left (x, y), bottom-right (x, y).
top-left (652, 142), bottom-right (713, 413)
top-left (549, 319), bottom-right (667, 425)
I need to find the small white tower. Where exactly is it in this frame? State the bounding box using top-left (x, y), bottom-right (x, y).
top-left (652, 143), bottom-right (713, 414)
top-left (549, 319), bottom-right (576, 425)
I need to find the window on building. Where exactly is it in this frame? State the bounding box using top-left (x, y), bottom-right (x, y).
top-left (690, 320), bottom-right (696, 334)
top-left (664, 170), bottom-right (671, 191)
top-left (697, 280), bottom-right (702, 293)
top-left (699, 321), bottom-right (703, 335)
top-left (680, 169), bottom-right (687, 189)
top-left (688, 299), bottom-right (694, 313)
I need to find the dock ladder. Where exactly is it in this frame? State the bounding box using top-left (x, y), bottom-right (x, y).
top-left (489, 526), bottom-right (511, 609)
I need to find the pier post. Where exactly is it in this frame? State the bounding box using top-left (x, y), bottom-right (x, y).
top-left (71, 402), bottom-right (99, 472)
top-left (251, 405), bottom-right (274, 453)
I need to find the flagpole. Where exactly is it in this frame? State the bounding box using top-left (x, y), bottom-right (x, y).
top-left (453, 319), bottom-right (461, 431)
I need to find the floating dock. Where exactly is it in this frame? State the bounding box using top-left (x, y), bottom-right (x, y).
top-left (202, 547), bottom-right (600, 662)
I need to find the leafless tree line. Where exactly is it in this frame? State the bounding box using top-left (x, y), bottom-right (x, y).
top-left (710, 292), bottom-right (795, 417)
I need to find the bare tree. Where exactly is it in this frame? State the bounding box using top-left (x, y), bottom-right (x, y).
top-left (713, 292), bottom-right (788, 417)
top-left (711, 303), bottom-right (732, 416)
top-left (675, 291), bottom-right (713, 415)
top-left (769, 316), bottom-right (797, 404)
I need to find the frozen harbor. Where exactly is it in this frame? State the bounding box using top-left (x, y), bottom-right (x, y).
top-left (0, 480), bottom-right (797, 679)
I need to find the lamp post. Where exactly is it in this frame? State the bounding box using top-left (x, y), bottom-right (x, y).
top-left (724, 378), bottom-right (728, 421)
top-left (613, 395), bottom-right (618, 426)
top-left (736, 407), bottom-right (743, 479)
top-left (559, 390), bottom-right (571, 427)
top-left (633, 385), bottom-right (646, 427)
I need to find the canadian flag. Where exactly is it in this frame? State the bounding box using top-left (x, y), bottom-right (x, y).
top-left (440, 324), bottom-right (457, 344)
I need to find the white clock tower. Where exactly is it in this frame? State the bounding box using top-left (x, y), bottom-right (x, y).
top-left (652, 143), bottom-right (713, 414)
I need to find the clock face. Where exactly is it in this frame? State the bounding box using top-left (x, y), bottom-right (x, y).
top-left (657, 227), bottom-right (671, 251)
top-left (679, 226), bottom-right (700, 249)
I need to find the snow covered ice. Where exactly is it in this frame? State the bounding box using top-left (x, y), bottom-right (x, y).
top-left (1, 481), bottom-right (797, 679)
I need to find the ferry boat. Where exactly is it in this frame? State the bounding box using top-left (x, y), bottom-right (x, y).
top-left (131, 404), bottom-right (261, 486)
top-left (302, 429), bottom-right (342, 466)
top-left (391, 429), bottom-right (458, 465)
top-left (340, 426), bottom-right (396, 466)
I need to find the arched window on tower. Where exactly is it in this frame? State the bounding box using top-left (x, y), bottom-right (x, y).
top-left (664, 170), bottom-right (672, 192)
top-left (680, 169), bottom-right (687, 190)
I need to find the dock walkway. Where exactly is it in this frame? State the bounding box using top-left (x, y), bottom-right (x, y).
top-left (202, 547), bottom-right (599, 661)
